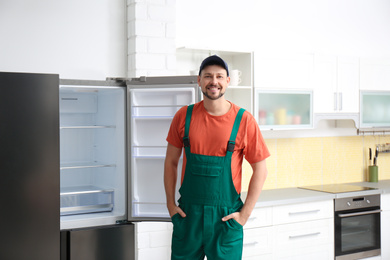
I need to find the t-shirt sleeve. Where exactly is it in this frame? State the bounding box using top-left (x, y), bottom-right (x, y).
top-left (243, 112), bottom-right (270, 164)
top-left (166, 106), bottom-right (187, 149)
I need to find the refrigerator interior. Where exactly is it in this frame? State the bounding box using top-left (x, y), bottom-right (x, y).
top-left (129, 86), bottom-right (196, 219)
top-left (60, 84), bottom-right (126, 229)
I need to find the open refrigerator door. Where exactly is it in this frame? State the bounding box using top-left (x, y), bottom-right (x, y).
top-left (127, 76), bottom-right (199, 221)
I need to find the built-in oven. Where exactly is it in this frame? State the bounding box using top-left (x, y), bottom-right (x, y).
top-left (334, 194), bottom-right (381, 260)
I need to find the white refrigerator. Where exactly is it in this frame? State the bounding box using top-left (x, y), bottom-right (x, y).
top-left (59, 76), bottom-right (199, 259)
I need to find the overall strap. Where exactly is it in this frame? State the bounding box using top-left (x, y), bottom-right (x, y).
top-left (227, 108), bottom-right (245, 153)
top-left (183, 104), bottom-right (194, 148)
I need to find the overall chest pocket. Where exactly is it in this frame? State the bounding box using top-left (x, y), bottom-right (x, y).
top-left (186, 163), bottom-right (222, 198)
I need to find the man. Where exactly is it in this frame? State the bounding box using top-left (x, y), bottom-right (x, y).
top-left (164, 55), bottom-right (269, 260)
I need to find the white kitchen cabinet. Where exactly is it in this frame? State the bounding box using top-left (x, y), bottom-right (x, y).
top-left (381, 194), bottom-right (390, 260)
top-left (313, 54), bottom-right (359, 114)
top-left (273, 219), bottom-right (334, 260)
top-left (242, 206), bottom-right (273, 260)
top-left (360, 91), bottom-right (390, 128)
top-left (272, 200), bottom-right (334, 260)
top-left (255, 89), bottom-right (313, 130)
top-left (360, 57), bottom-right (390, 91)
top-left (255, 52), bottom-right (314, 90)
top-left (176, 47), bottom-right (254, 113)
top-left (273, 200), bottom-right (333, 225)
top-left (243, 227), bottom-right (273, 259)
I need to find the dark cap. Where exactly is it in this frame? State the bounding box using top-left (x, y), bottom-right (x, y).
top-left (199, 55), bottom-right (229, 76)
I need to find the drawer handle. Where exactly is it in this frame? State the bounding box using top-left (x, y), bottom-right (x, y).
top-left (288, 209), bottom-right (320, 215)
top-left (243, 241), bottom-right (259, 247)
top-left (289, 232), bottom-right (321, 240)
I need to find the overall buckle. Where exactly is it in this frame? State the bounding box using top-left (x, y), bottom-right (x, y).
top-left (227, 141), bottom-right (235, 152)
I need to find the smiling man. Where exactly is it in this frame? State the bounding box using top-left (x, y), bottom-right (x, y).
top-left (164, 55), bottom-right (270, 260)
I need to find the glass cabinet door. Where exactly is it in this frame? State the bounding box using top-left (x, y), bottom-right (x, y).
top-left (360, 91), bottom-right (390, 128)
top-left (255, 89), bottom-right (313, 129)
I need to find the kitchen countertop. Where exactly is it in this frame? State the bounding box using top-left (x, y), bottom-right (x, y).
top-left (242, 180), bottom-right (390, 208)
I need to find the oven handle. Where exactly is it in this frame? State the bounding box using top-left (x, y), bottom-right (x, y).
top-left (338, 209), bottom-right (382, 218)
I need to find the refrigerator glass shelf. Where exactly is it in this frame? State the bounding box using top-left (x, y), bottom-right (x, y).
top-left (60, 125), bottom-right (116, 129)
top-left (60, 162), bottom-right (116, 170)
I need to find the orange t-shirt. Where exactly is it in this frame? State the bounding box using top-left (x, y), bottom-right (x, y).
top-left (166, 101), bottom-right (270, 194)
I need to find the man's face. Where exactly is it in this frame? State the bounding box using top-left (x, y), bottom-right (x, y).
top-left (198, 65), bottom-right (230, 101)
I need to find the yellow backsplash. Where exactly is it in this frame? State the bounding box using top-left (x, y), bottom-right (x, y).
top-left (242, 135), bottom-right (390, 192)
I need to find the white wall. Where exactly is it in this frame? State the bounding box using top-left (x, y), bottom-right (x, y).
top-left (176, 0), bottom-right (390, 57)
top-left (0, 0), bottom-right (127, 80)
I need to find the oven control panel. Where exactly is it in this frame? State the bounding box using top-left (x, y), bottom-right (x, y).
top-left (335, 194), bottom-right (380, 211)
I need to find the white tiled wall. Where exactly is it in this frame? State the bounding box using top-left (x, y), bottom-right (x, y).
top-left (127, 0), bottom-right (176, 78)
top-left (135, 222), bottom-right (172, 260)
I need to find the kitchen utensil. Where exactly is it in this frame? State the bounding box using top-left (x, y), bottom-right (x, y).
top-left (369, 148), bottom-right (372, 166)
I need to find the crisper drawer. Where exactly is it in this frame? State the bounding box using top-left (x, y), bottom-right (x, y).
top-left (273, 200), bottom-right (333, 225)
top-left (274, 218), bottom-right (333, 253)
top-left (61, 186), bottom-right (114, 216)
top-left (243, 226), bottom-right (273, 259)
top-left (244, 206), bottom-right (272, 229)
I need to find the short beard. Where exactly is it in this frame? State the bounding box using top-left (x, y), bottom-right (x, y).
top-left (202, 90), bottom-right (225, 100)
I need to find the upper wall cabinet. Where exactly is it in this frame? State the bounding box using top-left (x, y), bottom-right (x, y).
top-left (176, 47), bottom-right (254, 113)
top-left (360, 91), bottom-right (390, 128)
top-left (255, 52), bottom-right (313, 90)
top-left (360, 57), bottom-right (390, 91)
top-left (313, 54), bottom-right (359, 114)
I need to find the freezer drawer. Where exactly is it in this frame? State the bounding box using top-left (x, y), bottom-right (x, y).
top-left (61, 224), bottom-right (135, 260)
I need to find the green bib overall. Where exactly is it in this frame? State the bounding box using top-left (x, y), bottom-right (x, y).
top-left (171, 104), bottom-right (246, 260)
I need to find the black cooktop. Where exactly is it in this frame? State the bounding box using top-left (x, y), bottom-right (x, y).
top-left (299, 184), bottom-right (377, 194)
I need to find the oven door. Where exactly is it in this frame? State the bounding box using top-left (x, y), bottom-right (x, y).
top-left (335, 206), bottom-right (381, 259)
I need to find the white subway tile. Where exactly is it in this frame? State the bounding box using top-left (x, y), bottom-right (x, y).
top-left (136, 221), bottom-right (170, 233)
top-left (135, 53), bottom-right (166, 69)
top-left (148, 5), bottom-right (175, 22)
top-left (138, 247), bottom-right (170, 260)
top-left (148, 38), bottom-right (176, 54)
top-left (135, 20), bottom-right (165, 37)
top-left (150, 230), bottom-right (172, 247)
top-left (136, 232), bottom-right (151, 249)
top-left (165, 22), bottom-right (176, 38)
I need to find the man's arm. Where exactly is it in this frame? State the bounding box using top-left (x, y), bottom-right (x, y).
top-left (222, 159), bottom-right (268, 225)
top-left (164, 143), bottom-right (186, 218)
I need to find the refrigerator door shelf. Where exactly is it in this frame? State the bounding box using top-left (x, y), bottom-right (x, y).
top-left (60, 186), bottom-right (114, 216)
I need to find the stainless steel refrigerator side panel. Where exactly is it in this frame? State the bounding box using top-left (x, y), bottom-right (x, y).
top-left (126, 76), bottom-right (199, 222)
top-left (0, 72), bottom-right (60, 260)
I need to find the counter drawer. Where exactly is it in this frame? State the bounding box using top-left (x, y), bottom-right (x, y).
top-left (274, 218), bottom-right (333, 251)
top-left (245, 206), bottom-right (272, 229)
top-left (243, 226), bottom-right (273, 258)
top-left (274, 244), bottom-right (333, 260)
top-left (273, 200), bottom-right (333, 225)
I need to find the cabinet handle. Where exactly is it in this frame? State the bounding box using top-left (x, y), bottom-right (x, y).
top-left (243, 241), bottom-right (259, 247)
top-left (339, 92), bottom-right (342, 111)
top-left (289, 232), bottom-right (321, 240)
top-left (334, 92), bottom-right (338, 111)
top-left (288, 209), bottom-right (320, 216)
